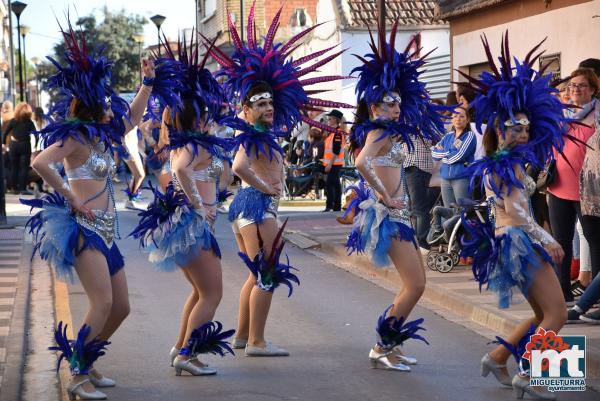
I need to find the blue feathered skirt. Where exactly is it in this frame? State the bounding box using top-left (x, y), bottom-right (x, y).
top-left (461, 224), bottom-right (552, 309)
top-left (137, 207), bottom-right (221, 271)
top-left (346, 196), bottom-right (416, 267)
top-left (228, 187), bottom-right (279, 224)
top-left (21, 195), bottom-right (124, 283)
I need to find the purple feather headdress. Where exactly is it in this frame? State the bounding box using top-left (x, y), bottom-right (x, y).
top-left (207, 1), bottom-right (353, 134)
top-left (351, 22), bottom-right (447, 150)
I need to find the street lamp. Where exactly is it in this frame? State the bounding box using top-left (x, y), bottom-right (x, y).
top-left (150, 14), bottom-right (166, 57)
top-left (31, 56), bottom-right (40, 107)
top-left (11, 1), bottom-right (27, 102)
top-left (19, 24), bottom-right (29, 102)
top-left (132, 34), bottom-right (145, 83)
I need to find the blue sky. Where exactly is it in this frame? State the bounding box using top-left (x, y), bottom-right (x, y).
top-left (11, 0), bottom-right (196, 61)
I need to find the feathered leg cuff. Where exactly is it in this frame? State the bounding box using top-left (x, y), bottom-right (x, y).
top-left (48, 322), bottom-right (110, 376)
top-left (493, 325), bottom-right (536, 375)
top-left (375, 305), bottom-right (429, 351)
top-left (180, 321), bottom-right (235, 357)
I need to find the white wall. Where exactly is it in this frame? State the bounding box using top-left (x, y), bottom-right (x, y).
top-left (452, 0), bottom-right (600, 81)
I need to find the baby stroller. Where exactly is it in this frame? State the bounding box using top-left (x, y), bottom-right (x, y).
top-left (425, 199), bottom-right (489, 273)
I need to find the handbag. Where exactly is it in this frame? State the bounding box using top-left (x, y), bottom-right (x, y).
top-left (536, 159), bottom-right (556, 191)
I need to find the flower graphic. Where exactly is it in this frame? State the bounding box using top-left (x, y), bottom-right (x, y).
top-left (522, 327), bottom-right (570, 372)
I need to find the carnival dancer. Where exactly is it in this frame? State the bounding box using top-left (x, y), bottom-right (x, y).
top-left (206, 1), bottom-right (351, 356)
top-left (346, 22), bottom-right (447, 371)
top-left (20, 20), bottom-right (181, 400)
top-left (130, 36), bottom-right (236, 376)
top-left (459, 33), bottom-right (571, 400)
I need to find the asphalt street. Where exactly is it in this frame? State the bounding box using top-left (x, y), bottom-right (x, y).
top-left (62, 209), bottom-right (599, 401)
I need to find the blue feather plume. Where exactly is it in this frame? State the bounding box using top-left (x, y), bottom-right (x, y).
top-left (467, 146), bottom-right (539, 198)
top-left (221, 116), bottom-right (286, 161)
top-left (457, 32), bottom-right (572, 166)
top-left (459, 209), bottom-right (498, 291)
top-left (494, 324), bottom-right (536, 372)
top-left (237, 219), bottom-right (300, 297)
top-left (48, 322), bottom-right (110, 375)
top-left (217, 189), bottom-right (233, 203)
top-left (129, 181), bottom-right (189, 248)
top-left (376, 305), bottom-right (429, 350)
top-left (341, 179), bottom-right (371, 218)
top-left (185, 321), bottom-right (235, 357)
top-left (167, 128), bottom-right (235, 159)
top-left (37, 118), bottom-right (123, 152)
top-left (351, 23), bottom-right (447, 148)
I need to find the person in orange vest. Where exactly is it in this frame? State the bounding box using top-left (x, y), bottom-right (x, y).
top-left (322, 109), bottom-right (345, 212)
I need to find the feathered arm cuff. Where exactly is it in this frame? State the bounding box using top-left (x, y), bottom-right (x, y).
top-left (237, 219), bottom-right (300, 296)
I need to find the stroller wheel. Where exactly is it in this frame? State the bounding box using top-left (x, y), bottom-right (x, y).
top-left (451, 252), bottom-right (460, 266)
top-left (426, 251), bottom-right (438, 271)
top-left (435, 253), bottom-right (454, 273)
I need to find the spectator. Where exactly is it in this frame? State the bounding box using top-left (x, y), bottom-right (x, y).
top-left (443, 91), bottom-right (458, 131)
top-left (547, 68), bottom-right (599, 304)
top-left (557, 81), bottom-right (571, 104)
top-left (432, 106), bottom-right (476, 208)
top-left (322, 109), bottom-right (345, 212)
top-left (1, 101), bottom-right (14, 187)
top-left (4, 102), bottom-right (36, 194)
top-left (456, 85), bottom-right (487, 161)
top-left (403, 136), bottom-right (436, 249)
top-left (579, 58), bottom-right (600, 98)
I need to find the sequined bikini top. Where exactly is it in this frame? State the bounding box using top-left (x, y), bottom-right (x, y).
top-left (65, 144), bottom-right (115, 181)
top-left (190, 157), bottom-right (223, 182)
top-left (370, 142), bottom-right (405, 168)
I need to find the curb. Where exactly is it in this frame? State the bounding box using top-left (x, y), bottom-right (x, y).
top-left (279, 200), bottom-right (326, 207)
top-left (289, 231), bottom-right (600, 379)
top-left (0, 240), bottom-right (32, 401)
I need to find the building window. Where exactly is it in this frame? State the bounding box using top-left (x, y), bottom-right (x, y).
top-left (290, 9), bottom-right (312, 34)
top-left (540, 53), bottom-right (561, 81)
top-left (204, 0), bottom-right (216, 18)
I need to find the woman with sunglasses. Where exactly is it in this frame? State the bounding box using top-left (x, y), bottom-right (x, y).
top-left (346, 22), bottom-right (446, 372)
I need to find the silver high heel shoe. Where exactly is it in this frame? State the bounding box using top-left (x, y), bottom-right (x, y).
top-left (392, 346), bottom-right (417, 365)
top-left (173, 356), bottom-right (217, 376)
top-left (232, 338), bottom-right (247, 349)
top-left (67, 378), bottom-right (107, 400)
top-left (481, 353), bottom-right (512, 386)
top-left (369, 348), bottom-right (411, 371)
top-left (169, 347), bottom-right (180, 367)
top-left (512, 374), bottom-right (556, 400)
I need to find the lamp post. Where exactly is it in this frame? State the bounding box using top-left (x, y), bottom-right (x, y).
top-left (150, 15), bottom-right (166, 57)
top-left (30, 56), bottom-right (39, 107)
top-left (11, 1), bottom-right (27, 102)
top-left (19, 24), bottom-right (29, 102)
top-left (132, 34), bottom-right (145, 84)
top-left (377, 0), bottom-right (385, 51)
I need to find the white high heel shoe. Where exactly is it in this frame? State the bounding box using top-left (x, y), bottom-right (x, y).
top-left (89, 374), bottom-right (115, 388)
top-left (368, 349), bottom-right (411, 371)
top-left (67, 378), bottom-right (107, 400)
top-left (512, 374), bottom-right (556, 400)
top-left (173, 356), bottom-right (217, 376)
top-left (481, 353), bottom-right (512, 386)
top-left (169, 347), bottom-right (180, 367)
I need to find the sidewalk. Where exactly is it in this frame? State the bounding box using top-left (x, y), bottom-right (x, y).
top-left (283, 212), bottom-right (600, 379)
top-left (0, 196), bottom-right (32, 401)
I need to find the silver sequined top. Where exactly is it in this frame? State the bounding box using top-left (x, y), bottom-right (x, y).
top-left (65, 144), bottom-right (116, 181)
top-left (190, 157), bottom-right (223, 182)
top-left (370, 142), bottom-right (406, 168)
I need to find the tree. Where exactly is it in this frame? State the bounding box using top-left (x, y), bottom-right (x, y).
top-left (51, 7), bottom-right (146, 93)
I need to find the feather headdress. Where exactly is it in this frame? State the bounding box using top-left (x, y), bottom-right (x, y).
top-left (207, 1), bottom-right (353, 134)
top-left (350, 22), bottom-right (447, 150)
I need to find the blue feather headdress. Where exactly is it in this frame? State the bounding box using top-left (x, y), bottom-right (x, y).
top-left (375, 305), bottom-right (429, 351)
top-left (207, 1), bottom-right (353, 134)
top-left (48, 321), bottom-right (110, 375)
top-left (237, 219), bottom-right (300, 297)
top-left (351, 23), bottom-right (447, 150)
top-left (457, 32), bottom-right (573, 165)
